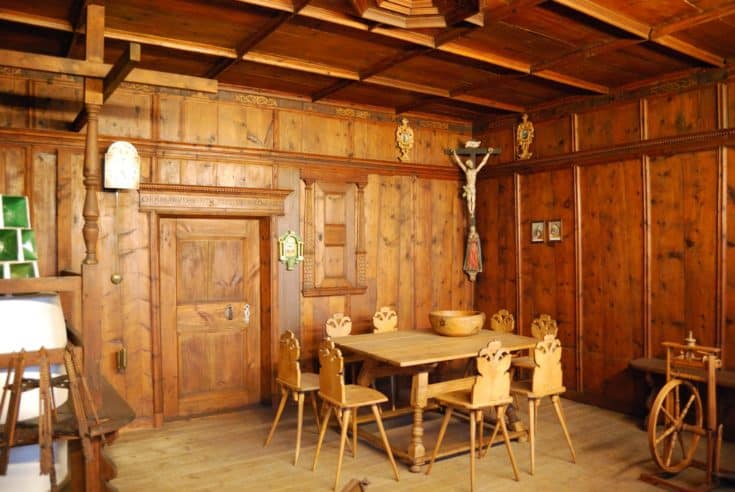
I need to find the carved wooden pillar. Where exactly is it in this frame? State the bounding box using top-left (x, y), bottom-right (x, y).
top-left (82, 98), bottom-right (102, 264)
top-left (302, 178), bottom-right (316, 291)
top-left (355, 181), bottom-right (367, 287)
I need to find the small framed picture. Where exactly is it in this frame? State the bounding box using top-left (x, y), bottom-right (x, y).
top-left (548, 219), bottom-right (562, 242)
top-left (531, 221), bottom-right (545, 243)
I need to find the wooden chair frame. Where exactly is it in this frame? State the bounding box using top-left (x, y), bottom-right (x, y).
top-left (264, 331), bottom-right (320, 466)
top-left (312, 339), bottom-right (399, 491)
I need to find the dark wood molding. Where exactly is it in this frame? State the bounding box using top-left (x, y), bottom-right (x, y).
top-left (481, 128), bottom-right (735, 178)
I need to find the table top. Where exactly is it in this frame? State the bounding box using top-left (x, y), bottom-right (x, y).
top-left (333, 329), bottom-right (537, 368)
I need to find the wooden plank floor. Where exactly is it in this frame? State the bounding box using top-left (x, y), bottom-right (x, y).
top-left (109, 399), bottom-right (735, 491)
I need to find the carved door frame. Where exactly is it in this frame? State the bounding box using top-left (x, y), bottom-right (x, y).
top-left (140, 183), bottom-right (291, 427)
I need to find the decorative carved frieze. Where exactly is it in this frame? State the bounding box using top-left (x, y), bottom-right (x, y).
top-left (235, 94), bottom-right (278, 107)
top-left (336, 107), bottom-right (369, 119)
top-left (139, 183), bottom-right (291, 216)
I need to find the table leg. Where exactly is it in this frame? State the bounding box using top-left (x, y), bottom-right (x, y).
top-left (408, 371), bottom-right (428, 472)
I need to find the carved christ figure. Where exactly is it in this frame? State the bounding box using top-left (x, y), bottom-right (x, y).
top-left (450, 149), bottom-right (492, 219)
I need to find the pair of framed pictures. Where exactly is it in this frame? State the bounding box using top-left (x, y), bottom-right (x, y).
top-left (531, 220), bottom-right (562, 243)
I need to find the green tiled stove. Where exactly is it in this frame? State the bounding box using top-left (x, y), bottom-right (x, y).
top-left (0, 195), bottom-right (39, 279)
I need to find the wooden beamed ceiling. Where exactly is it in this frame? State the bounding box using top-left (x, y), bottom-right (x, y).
top-left (0, 0), bottom-right (733, 121)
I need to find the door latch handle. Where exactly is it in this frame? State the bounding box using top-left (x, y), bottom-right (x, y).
top-left (224, 304), bottom-right (234, 320)
top-left (243, 304), bottom-right (251, 326)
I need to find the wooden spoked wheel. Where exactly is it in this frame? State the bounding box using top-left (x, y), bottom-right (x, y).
top-left (647, 379), bottom-right (704, 473)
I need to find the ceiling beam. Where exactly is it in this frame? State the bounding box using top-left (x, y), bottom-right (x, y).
top-left (552, 0), bottom-right (725, 67)
top-left (483, 0), bottom-right (547, 24)
top-left (534, 69), bottom-right (609, 94)
top-left (103, 42), bottom-right (141, 100)
top-left (64, 0), bottom-right (86, 57)
top-left (311, 79), bottom-right (353, 102)
top-left (0, 3), bottom-right (607, 110)
top-left (0, 47), bottom-right (217, 93)
top-left (206, 0), bottom-right (311, 79)
top-left (651, 3), bottom-right (735, 38)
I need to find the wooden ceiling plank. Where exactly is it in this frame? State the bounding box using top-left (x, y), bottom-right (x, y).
top-left (552, 0), bottom-right (650, 38)
top-left (534, 69), bottom-right (609, 93)
top-left (359, 47), bottom-right (433, 79)
top-left (454, 94), bottom-right (524, 111)
top-left (654, 34), bottom-right (725, 67)
top-left (553, 0), bottom-right (725, 67)
top-left (206, 11), bottom-right (292, 79)
top-left (651, 4), bottom-right (735, 38)
top-left (395, 95), bottom-right (442, 114)
top-left (532, 38), bottom-right (643, 72)
top-left (0, 8), bottom-right (73, 32)
top-left (103, 43), bottom-right (142, 100)
top-left (311, 79), bottom-right (354, 102)
top-left (484, 0), bottom-right (547, 23)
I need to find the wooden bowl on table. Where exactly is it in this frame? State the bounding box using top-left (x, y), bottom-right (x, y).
top-left (429, 310), bottom-right (486, 337)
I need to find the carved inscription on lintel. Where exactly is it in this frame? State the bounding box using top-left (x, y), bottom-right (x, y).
top-left (139, 188), bottom-right (289, 216)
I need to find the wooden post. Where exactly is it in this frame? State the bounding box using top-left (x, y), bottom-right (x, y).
top-left (82, 87), bottom-right (102, 265)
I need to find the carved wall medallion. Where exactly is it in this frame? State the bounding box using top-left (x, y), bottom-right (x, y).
top-left (278, 230), bottom-right (304, 271)
top-left (396, 117), bottom-right (414, 162)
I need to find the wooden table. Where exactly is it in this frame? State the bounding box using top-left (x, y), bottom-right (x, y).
top-left (333, 329), bottom-right (537, 472)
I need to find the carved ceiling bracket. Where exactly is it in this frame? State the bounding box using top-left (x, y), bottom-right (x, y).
top-left (138, 183), bottom-right (292, 216)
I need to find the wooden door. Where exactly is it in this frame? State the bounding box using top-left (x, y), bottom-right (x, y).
top-left (160, 218), bottom-right (261, 418)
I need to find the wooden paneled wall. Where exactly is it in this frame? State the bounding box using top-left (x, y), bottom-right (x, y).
top-left (0, 70), bottom-right (472, 424)
top-left (475, 78), bottom-right (734, 416)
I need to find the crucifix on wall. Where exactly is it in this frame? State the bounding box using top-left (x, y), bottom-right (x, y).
top-left (447, 141), bottom-right (501, 282)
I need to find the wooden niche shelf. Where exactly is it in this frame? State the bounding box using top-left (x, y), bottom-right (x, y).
top-left (302, 177), bottom-right (367, 297)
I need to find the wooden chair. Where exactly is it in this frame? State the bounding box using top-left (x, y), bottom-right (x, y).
top-left (264, 330), bottom-right (321, 465)
top-left (372, 306), bottom-right (398, 410)
top-left (326, 313), bottom-right (361, 383)
top-left (325, 313), bottom-right (353, 338)
top-left (426, 340), bottom-right (520, 491)
top-left (372, 306), bottom-right (397, 333)
top-left (512, 313), bottom-right (558, 370)
top-left (312, 339), bottom-right (400, 491)
top-left (510, 334), bottom-right (576, 475)
top-left (490, 309), bottom-right (515, 333)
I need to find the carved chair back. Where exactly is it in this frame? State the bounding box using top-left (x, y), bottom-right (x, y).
top-left (490, 309), bottom-right (515, 333)
top-left (531, 314), bottom-right (558, 340)
top-left (471, 340), bottom-right (512, 407)
top-left (372, 306), bottom-right (398, 333)
top-left (318, 339), bottom-right (346, 405)
top-left (325, 313), bottom-right (353, 338)
top-left (531, 335), bottom-right (565, 396)
top-left (276, 330), bottom-right (301, 388)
